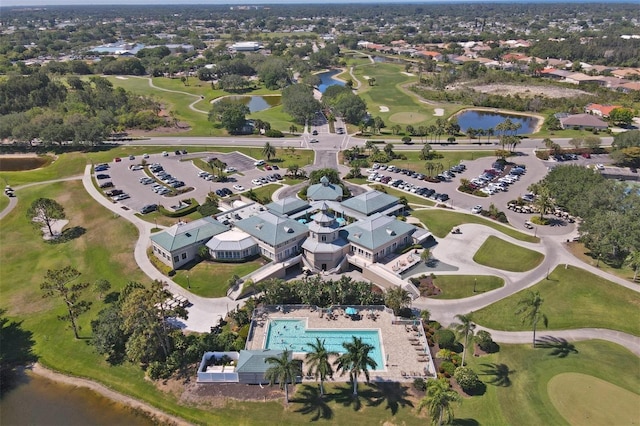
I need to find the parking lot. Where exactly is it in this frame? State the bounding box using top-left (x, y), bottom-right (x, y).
top-left (93, 151), bottom-right (287, 213)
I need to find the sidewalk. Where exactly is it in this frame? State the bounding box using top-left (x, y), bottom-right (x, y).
top-left (81, 165), bottom-right (237, 332)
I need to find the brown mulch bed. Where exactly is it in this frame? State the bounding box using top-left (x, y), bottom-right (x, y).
top-left (413, 276), bottom-right (441, 297)
top-left (179, 382), bottom-right (285, 408)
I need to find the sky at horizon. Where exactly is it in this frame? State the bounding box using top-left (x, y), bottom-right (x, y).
top-left (1, 0), bottom-right (622, 8)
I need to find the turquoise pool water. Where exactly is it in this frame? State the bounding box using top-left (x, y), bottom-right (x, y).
top-left (336, 217), bottom-right (346, 226)
top-left (264, 319), bottom-right (384, 369)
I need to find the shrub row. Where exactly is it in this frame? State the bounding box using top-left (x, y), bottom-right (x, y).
top-left (158, 198), bottom-right (200, 217)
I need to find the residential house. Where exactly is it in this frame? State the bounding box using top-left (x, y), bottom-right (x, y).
top-left (584, 103), bottom-right (621, 118)
top-left (559, 114), bottom-right (608, 130)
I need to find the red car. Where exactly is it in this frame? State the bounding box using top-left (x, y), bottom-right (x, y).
top-left (582, 153), bottom-right (591, 159)
top-left (265, 165), bottom-right (272, 170)
top-left (114, 157), bottom-right (122, 162)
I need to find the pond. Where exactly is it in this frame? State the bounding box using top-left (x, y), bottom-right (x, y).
top-left (456, 110), bottom-right (539, 135)
top-left (317, 70), bottom-right (345, 93)
top-left (0, 156), bottom-right (49, 171)
top-left (0, 371), bottom-right (154, 426)
top-left (228, 95), bottom-right (281, 113)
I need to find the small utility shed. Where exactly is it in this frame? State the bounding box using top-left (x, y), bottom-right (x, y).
top-left (236, 349), bottom-right (287, 384)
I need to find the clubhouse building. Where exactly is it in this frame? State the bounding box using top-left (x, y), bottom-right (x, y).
top-left (150, 184), bottom-right (432, 289)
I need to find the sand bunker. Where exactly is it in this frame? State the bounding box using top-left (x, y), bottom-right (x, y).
top-left (401, 72), bottom-right (415, 76)
top-left (433, 108), bottom-right (444, 116)
top-left (115, 76), bottom-right (128, 80)
top-left (363, 75), bottom-right (371, 80)
top-left (379, 106), bottom-right (390, 112)
top-left (33, 218), bottom-right (69, 240)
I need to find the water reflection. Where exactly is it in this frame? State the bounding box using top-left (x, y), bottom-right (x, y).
top-left (0, 371), bottom-right (153, 426)
top-left (456, 110), bottom-right (539, 134)
top-left (317, 70), bottom-right (345, 93)
top-left (228, 95), bottom-right (281, 113)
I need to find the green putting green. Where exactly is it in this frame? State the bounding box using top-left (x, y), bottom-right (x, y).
top-left (548, 373), bottom-right (640, 425)
top-left (389, 111), bottom-right (429, 124)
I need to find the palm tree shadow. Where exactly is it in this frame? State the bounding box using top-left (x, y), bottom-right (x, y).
top-left (333, 383), bottom-right (363, 411)
top-left (452, 419), bottom-right (480, 426)
top-left (365, 382), bottom-right (414, 414)
top-left (479, 363), bottom-right (514, 387)
top-left (291, 384), bottom-right (333, 421)
top-left (535, 336), bottom-right (579, 358)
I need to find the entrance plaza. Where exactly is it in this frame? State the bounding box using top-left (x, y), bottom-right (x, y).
top-left (245, 305), bottom-right (437, 382)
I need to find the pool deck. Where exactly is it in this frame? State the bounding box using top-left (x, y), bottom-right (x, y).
top-left (246, 305), bottom-right (437, 382)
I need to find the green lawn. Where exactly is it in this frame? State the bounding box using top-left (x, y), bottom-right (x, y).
top-left (411, 209), bottom-right (539, 242)
top-left (431, 275), bottom-right (504, 299)
top-left (248, 183), bottom-right (281, 203)
top-left (472, 265), bottom-right (640, 336)
top-left (473, 236), bottom-right (544, 272)
top-left (389, 151), bottom-right (494, 172)
top-left (193, 146), bottom-right (314, 169)
top-left (455, 340), bottom-right (639, 425)
top-left (172, 259), bottom-right (265, 298)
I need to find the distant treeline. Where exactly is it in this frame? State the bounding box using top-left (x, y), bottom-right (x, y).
top-left (0, 73), bottom-right (164, 145)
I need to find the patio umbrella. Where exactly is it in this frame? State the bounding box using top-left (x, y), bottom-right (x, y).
top-left (345, 307), bottom-right (358, 315)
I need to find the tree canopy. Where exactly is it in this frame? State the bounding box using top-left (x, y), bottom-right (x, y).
top-left (281, 84), bottom-right (321, 125)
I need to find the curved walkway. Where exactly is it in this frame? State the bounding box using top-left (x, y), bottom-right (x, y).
top-left (4, 156), bottom-right (637, 356)
top-left (81, 165), bottom-right (234, 332)
top-left (130, 76), bottom-right (209, 114)
top-left (0, 175), bottom-right (83, 220)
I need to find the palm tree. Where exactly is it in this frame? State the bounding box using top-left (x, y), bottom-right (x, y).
top-left (451, 314), bottom-right (476, 366)
top-left (262, 141), bottom-right (276, 161)
top-left (533, 186), bottom-right (554, 220)
top-left (515, 290), bottom-right (548, 348)
top-left (305, 338), bottom-right (338, 397)
top-left (265, 350), bottom-right (302, 404)
top-left (384, 286), bottom-right (412, 315)
top-left (486, 127), bottom-right (494, 144)
top-left (334, 336), bottom-right (378, 396)
top-left (417, 378), bottom-right (462, 426)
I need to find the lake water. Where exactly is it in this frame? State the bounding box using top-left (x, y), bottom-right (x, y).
top-left (456, 110), bottom-right (539, 134)
top-left (317, 70), bottom-right (345, 93)
top-left (0, 371), bottom-right (154, 426)
top-left (0, 156), bottom-right (48, 171)
top-left (229, 95), bottom-right (281, 112)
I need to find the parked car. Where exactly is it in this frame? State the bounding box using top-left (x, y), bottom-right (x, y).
top-left (524, 221), bottom-right (534, 229)
top-left (140, 204), bottom-right (158, 214)
top-left (162, 151), bottom-right (169, 157)
top-left (224, 167), bottom-right (237, 173)
top-left (99, 181), bottom-right (114, 189)
top-left (233, 184), bottom-right (245, 191)
top-left (312, 130), bottom-right (318, 135)
top-left (254, 160), bottom-right (265, 166)
top-left (471, 205), bottom-right (483, 214)
top-left (251, 179), bottom-right (262, 185)
top-left (143, 153), bottom-right (149, 159)
top-left (114, 157), bottom-right (121, 162)
top-left (96, 174), bottom-right (110, 180)
top-left (595, 163), bottom-right (605, 170)
top-left (106, 189), bottom-right (123, 197)
top-left (310, 138), bottom-right (319, 143)
top-left (128, 155), bottom-right (135, 160)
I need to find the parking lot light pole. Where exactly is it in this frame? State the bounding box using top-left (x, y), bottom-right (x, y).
top-left (473, 278), bottom-right (477, 293)
top-left (187, 275), bottom-right (190, 289)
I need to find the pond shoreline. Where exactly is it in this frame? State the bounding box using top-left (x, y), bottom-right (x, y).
top-left (28, 363), bottom-right (191, 426)
top-left (451, 107), bottom-right (545, 134)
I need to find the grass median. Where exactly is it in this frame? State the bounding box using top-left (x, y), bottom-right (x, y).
top-left (471, 265), bottom-right (640, 336)
top-left (431, 275), bottom-right (504, 299)
top-left (473, 236), bottom-right (544, 272)
top-left (172, 259), bottom-right (266, 298)
top-left (411, 209), bottom-right (539, 242)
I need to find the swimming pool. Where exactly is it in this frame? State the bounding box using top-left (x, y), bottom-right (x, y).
top-left (264, 319), bottom-right (384, 370)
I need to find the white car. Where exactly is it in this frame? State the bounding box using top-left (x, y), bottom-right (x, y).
top-left (224, 167), bottom-right (237, 173)
top-left (251, 179), bottom-right (262, 186)
top-left (471, 205), bottom-right (483, 214)
top-left (143, 153), bottom-right (149, 159)
top-left (254, 160), bottom-right (265, 166)
top-left (233, 184), bottom-right (245, 191)
top-left (596, 163), bottom-right (605, 170)
top-left (309, 138), bottom-right (319, 143)
top-left (162, 151), bottom-right (169, 157)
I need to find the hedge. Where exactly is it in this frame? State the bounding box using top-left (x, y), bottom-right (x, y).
top-left (158, 198), bottom-right (200, 217)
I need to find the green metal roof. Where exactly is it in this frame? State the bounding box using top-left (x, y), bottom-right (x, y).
top-left (236, 350), bottom-right (286, 374)
top-left (150, 217), bottom-right (228, 252)
top-left (235, 211), bottom-right (308, 246)
top-left (343, 213), bottom-right (416, 250)
top-left (265, 197), bottom-right (309, 216)
top-left (306, 181), bottom-right (343, 201)
top-left (340, 190), bottom-right (399, 215)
